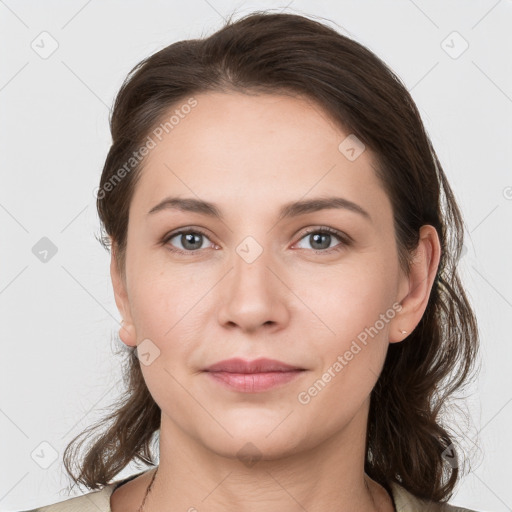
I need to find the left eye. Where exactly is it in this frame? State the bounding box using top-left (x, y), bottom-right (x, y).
top-left (294, 228), bottom-right (348, 253)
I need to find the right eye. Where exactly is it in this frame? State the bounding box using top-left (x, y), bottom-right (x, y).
top-left (162, 229), bottom-right (215, 254)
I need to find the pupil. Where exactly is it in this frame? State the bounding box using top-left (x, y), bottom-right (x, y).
top-left (312, 233), bottom-right (330, 250)
top-left (183, 233), bottom-right (201, 249)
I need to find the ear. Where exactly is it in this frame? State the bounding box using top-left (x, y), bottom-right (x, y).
top-left (388, 225), bottom-right (441, 344)
top-left (110, 243), bottom-right (137, 347)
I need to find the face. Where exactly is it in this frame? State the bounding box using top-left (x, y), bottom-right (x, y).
top-left (112, 91), bottom-right (414, 461)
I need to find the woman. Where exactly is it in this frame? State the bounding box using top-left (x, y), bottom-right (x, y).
top-left (23, 10), bottom-right (481, 512)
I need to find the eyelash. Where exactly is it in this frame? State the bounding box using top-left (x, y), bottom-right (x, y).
top-left (294, 227), bottom-right (351, 254)
top-left (161, 226), bottom-right (351, 256)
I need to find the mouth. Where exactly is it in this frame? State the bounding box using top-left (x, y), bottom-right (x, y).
top-left (204, 357), bottom-right (305, 373)
top-left (203, 357), bottom-right (306, 393)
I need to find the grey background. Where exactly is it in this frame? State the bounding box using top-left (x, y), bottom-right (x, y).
top-left (1, 1), bottom-right (511, 511)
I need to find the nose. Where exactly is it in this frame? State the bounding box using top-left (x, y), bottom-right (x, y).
top-left (217, 244), bottom-right (290, 334)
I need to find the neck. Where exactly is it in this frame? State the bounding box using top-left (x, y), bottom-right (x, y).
top-left (141, 404), bottom-right (394, 512)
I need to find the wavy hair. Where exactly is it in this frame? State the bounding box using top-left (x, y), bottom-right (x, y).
top-left (63, 11), bottom-right (480, 502)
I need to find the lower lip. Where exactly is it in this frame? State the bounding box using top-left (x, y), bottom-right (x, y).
top-left (205, 370), bottom-right (304, 392)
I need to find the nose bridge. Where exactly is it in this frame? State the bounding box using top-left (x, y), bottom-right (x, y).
top-left (231, 233), bottom-right (273, 293)
top-left (235, 233), bottom-right (267, 268)
top-left (217, 232), bottom-right (288, 331)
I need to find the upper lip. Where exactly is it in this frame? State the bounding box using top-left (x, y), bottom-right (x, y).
top-left (204, 358), bottom-right (304, 373)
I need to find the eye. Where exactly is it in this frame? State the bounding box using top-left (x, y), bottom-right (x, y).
top-left (162, 228), bottom-right (215, 254)
top-left (162, 226), bottom-right (351, 256)
top-left (294, 227), bottom-right (351, 254)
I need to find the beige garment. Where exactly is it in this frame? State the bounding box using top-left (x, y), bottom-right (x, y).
top-left (19, 471), bottom-right (480, 512)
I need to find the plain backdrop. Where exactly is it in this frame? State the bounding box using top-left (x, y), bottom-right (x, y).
top-left (1, 1), bottom-right (511, 511)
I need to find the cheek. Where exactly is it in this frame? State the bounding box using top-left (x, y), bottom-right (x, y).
top-left (299, 260), bottom-right (396, 394)
top-left (129, 262), bottom-right (200, 333)
top-left (300, 258), bottom-right (396, 337)
top-left (128, 267), bottom-right (207, 377)
top-left (295, 285), bottom-right (393, 432)
top-left (132, 277), bottom-right (199, 414)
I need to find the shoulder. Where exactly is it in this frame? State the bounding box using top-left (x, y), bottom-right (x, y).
top-left (16, 481), bottom-right (119, 512)
top-left (16, 470), bottom-right (150, 512)
top-left (390, 482), bottom-right (481, 512)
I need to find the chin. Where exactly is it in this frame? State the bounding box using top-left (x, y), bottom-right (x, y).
top-left (206, 435), bottom-right (303, 464)
top-left (197, 416), bottom-right (309, 463)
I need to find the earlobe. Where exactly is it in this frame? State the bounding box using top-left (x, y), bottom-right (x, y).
top-left (119, 320), bottom-right (137, 347)
top-left (389, 225), bottom-right (441, 344)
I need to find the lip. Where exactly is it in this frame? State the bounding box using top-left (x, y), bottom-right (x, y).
top-left (203, 358), bottom-right (306, 393)
top-left (204, 357), bottom-right (304, 373)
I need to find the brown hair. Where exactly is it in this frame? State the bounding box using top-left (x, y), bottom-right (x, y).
top-left (63, 11), bottom-right (480, 502)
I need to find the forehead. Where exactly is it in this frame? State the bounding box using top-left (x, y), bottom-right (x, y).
top-left (129, 91), bottom-right (391, 224)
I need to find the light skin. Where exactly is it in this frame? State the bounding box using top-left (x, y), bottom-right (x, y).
top-left (109, 91), bottom-right (441, 512)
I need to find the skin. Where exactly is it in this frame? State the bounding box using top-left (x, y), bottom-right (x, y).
top-left (109, 91), bottom-right (441, 512)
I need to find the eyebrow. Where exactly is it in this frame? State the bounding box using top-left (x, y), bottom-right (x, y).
top-left (147, 195), bottom-right (372, 222)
